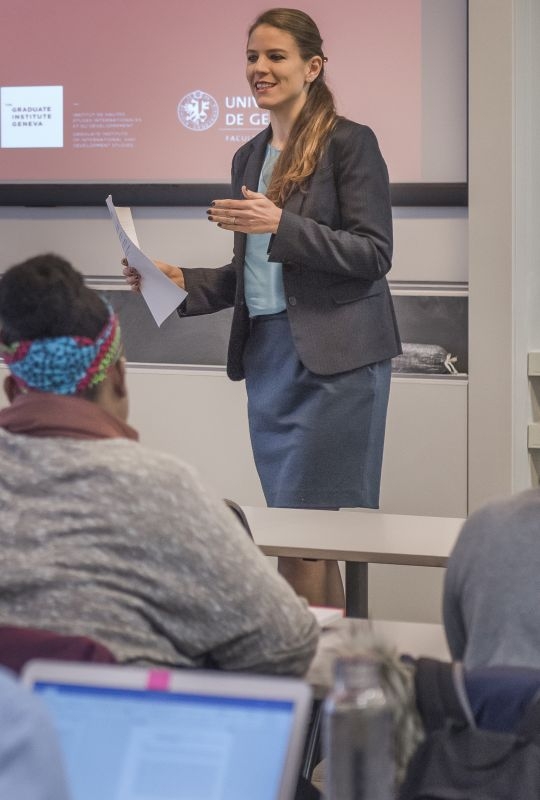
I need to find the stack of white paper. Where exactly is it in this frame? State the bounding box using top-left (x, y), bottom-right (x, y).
top-left (106, 195), bottom-right (187, 326)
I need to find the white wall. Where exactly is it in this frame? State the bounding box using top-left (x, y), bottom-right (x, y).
top-left (468, 1), bottom-right (514, 509)
top-left (468, 0), bottom-right (540, 507)
top-left (516, 0), bottom-right (540, 486)
top-left (0, 205), bottom-right (467, 281)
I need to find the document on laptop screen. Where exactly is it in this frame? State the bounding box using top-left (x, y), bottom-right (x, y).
top-left (34, 682), bottom-right (296, 800)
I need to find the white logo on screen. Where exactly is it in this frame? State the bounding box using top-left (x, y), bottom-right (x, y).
top-left (1, 85), bottom-right (63, 149)
top-left (178, 90), bottom-right (219, 131)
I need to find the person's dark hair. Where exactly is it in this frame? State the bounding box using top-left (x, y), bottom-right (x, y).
top-left (0, 254), bottom-right (108, 345)
top-left (248, 8), bottom-right (338, 205)
top-left (0, 254), bottom-right (110, 399)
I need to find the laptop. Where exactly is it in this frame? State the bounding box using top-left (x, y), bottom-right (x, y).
top-left (21, 660), bottom-right (313, 800)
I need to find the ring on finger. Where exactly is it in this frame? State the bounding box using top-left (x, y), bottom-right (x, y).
top-left (232, 216), bottom-right (236, 225)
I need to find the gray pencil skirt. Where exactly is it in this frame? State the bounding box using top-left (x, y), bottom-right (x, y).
top-left (243, 311), bottom-right (391, 509)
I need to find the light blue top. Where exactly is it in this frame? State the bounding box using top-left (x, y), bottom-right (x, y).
top-left (244, 144), bottom-right (286, 317)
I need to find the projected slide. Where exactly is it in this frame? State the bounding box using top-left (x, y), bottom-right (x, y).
top-left (0, 0), bottom-right (466, 185)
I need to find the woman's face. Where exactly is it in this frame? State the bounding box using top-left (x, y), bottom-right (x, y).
top-left (246, 24), bottom-right (321, 120)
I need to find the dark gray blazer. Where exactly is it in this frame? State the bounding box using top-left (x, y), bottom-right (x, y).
top-left (180, 117), bottom-right (401, 379)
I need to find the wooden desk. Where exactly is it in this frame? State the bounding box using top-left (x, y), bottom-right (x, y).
top-left (242, 506), bottom-right (464, 617)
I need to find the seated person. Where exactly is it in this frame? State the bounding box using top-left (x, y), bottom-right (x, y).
top-left (0, 667), bottom-right (70, 800)
top-left (0, 254), bottom-right (318, 675)
top-left (443, 488), bottom-right (540, 668)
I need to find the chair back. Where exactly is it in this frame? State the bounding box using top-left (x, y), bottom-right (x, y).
top-left (224, 498), bottom-right (254, 539)
top-left (399, 657), bottom-right (540, 800)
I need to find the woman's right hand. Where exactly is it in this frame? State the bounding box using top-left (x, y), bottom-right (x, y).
top-left (121, 258), bottom-right (185, 292)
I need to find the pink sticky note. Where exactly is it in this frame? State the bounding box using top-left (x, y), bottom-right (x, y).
top-left (147, 670), bottom-right (171, 691)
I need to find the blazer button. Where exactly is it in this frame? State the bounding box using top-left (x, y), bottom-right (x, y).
top-left (288, 296), bottom-right (297, 306)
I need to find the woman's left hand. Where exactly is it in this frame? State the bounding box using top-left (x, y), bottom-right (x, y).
top-left (207, 185), bottom-right (282, 235)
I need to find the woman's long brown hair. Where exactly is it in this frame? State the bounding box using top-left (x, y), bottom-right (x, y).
top-left (248, 8), bottom-right (338, 206)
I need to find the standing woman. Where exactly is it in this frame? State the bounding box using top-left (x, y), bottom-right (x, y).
top-left (124, 8), bottom-right (401, 607)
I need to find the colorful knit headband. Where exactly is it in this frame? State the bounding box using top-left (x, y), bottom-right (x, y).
top-left (0, 305), bottom-right (122, 396)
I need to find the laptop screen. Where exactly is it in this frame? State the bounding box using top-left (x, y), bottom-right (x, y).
top-left (24, 664), bottom-right (311, 800)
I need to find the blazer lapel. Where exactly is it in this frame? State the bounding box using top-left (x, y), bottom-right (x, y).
top-left (234, 127), bottom-right (306, 272)
top-left (284, 145), bottom-right (334, 217)
top-left (238, 126), bottom-right (307, 215)
top-left (233, 128), bottom-right (271, 272)
top-left (240, 128), bottom-right (271, 192)
top-left (283, 186), bottom-right (307, 216)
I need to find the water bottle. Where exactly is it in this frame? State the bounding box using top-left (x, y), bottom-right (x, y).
top-left (323, 655), bottom-right (395, 799)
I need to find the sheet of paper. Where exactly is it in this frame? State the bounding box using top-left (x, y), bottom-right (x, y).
top-left (309, 606), bottom-right (344, 628)
top-left (106, 195), bottom-right (187, 326)
top-left (115, 204), bottom-right (140, 248)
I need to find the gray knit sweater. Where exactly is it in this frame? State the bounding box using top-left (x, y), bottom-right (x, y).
top-left (0, 429), bottom-right (319, 674)
top-left (443, 488), bottom-right (540, 669)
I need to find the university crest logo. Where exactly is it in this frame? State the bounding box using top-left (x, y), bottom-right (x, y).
top-left (177, 90), bottom-right (219, 131)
